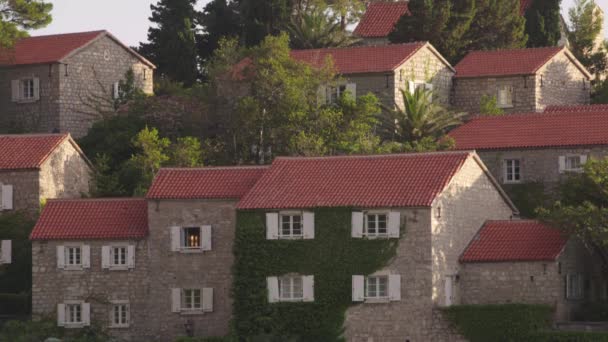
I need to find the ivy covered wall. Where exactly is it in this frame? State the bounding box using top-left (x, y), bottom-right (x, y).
top-left (232, 208), bottom-right (399, 340)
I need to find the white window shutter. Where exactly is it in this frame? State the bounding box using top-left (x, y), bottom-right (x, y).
top-left (351, 212), bottom-right (363, 238)
top-left (266, 213), bottom-right (279, 240)
top-left (303, 212), bottom-right (315, 239)
top-left (170, 226), bottom-right (181, 251)
top-left (388, 211), bottom-right (401, 238)
top-left (33, 77), bottom-right (40, 100)
top-left (57, 304), bottom-right (65, 326)
top-left (345, 83), bottom-right (357, 99)
top-left (581, 155), bottom-right (588, 165)
top-left (352, 275), bottom-right (365, 302)
top-left (82, 245), bottom-right (90, 268)
top-left (202, 288), bottom-right (214, 312)
top-left (171, 288), bottom-right (181, 312)
top-left (127, 245), bottom-right (135, 268)
top-left (2, 184), bottom-right (13, 210)
top-left (303, 275), bottom-right (314, 302)
top-left (267, 276), bottom-right (279, 303)
top-left (57, 246), bottom-right (65, 269)
top-left (1, 240), bottom-right (11, 264)
top-left (317, 85), bottom-right (327, 106)
top-left (559, 156), bottom-right (566, 173)
top-left (113, 82), bottom-right (119, 99)
top-left (101, 246), bottom-right (110, 269)
top-left (82, 303), bottom-right (90, 326)
top-left (201, 225), bottom-right (212, 251)
top-left (408, 80), bottom-right (415, 94)
top-left (389, 274), bottom-right (401, 301)
top-left (11, 80), bottom-right (19, 102)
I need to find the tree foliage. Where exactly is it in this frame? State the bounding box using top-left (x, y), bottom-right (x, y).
top-left (479, 95), bottom-right (504, 116)
top-left (197, 0), bottom-right (242, 67)
top-left (0, 0), bottom-right (52, 48)
top-left (567, 0), bottom-right (607, 80)
top-left (464, 0), bottom-right (527, 52)
top-left (524, 0), bottom-right (562, 47)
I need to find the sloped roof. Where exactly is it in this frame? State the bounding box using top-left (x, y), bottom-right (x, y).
top-left (0, 134), bottom-right (72, 170)
top-left (545, 104), bottom-right (608, 113)
top-left (30, 198), bottom-right (148, 240)
top-left (454, 46), bottom-right (565, 78)
top-left (0, 30), bottom-right (154, 68)
top-left (146, 166), bottom-right (269, 200)
top-left (237, 152), bottom-right (471, 209)
top-left (460, 220), bottom-right (568, 262)
top-left (449, 110), bottom-right (608, 150)
top-left (353, 1), bottom-right (410, 38)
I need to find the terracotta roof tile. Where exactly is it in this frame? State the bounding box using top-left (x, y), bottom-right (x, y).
top-left (460, 220), bottom-right (568, 262)
top-left (30, 198), bottom-right (148, 240)
top-left (544, 104), bottom-right (608, 113)
top-left (237, 152), bottom-right (470, 209)
top-left (290, 42), bottom-right (426, 74)
top-left (449, 111), bottom-right (608, 150)
top-left (0, 134), bottom-right (69, 170)
top-left (353, 2), bottom-right (410, 38)
top-left (146, 166), bottom-right (269, 200)
top-left (454, 46), bottom-right (563, 78)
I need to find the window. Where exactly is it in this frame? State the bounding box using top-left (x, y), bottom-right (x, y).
top-left (567, 274), bottom-right (584, 300)
top-left (565, 156), bottom-right (582, 171)
top-left (171, 226), bottom-right (212, 252)
top-left (280, 214), bottom-right (302, 238)
top-left (504, 159), bottom-right (521, 183)
top-left (497, 85), bottom-right (514, 108)
top-left (559, 155), bottom-right (587, 173)
top-left (183, 227), bottom-right (201, 249)
top-left (21, 79), bottom-right (35, 99)
top-left (279, 276), bottom-right (304, 301)
top-left (66, 247), bottom-right (82, 266)
top-left (365, 276), bottom-right (389, 299)
top-left (111, 247), bottom-right (127, 266)
top-left (365, 213), bottom-right (388, 237)
top-left (329, 85), bottom-right (347, 104)
top-left (111, 303), bottom-right (129, 327)
top-left (11, 78), bottom-right (39, 102)
top-left (182, 289), bottom-right (201, 311)
top-left (0, 240), bottom-right (10, 264)
top-left (66, 304), bottom-right (82, 324)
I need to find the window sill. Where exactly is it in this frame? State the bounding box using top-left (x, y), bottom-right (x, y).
top-left (362, 235), bottom-right (390, 240)
top-left (63, 323), bottom-right (86, 329)
top-left (363, 298), bottom-right (390, 304)
top-left (109, 324), bottom-right (130, 329)
top-left (179, 310), bottom-right (204, 316)
top-left (107, 266), bottom-right (130, 271)
top-left (277, 236), bottom-right (304, 240)
top-left (498, 104), bottom-right (514, 109)
top-left (177, 248), bottom-right (204, 254)
top-left (15, 99), bottom-right (39, 104)
top-left (503, 180), bottom-right (522, 184)
top-left (277, 298), bottom-right (304, 302)
top-left (63, 266), bottom-right (85, 271)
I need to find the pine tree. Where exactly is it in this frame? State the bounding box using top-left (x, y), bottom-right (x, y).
top-left (137, 0), bottom-right (199, 86)
top-left (236, 0), bottom-right (294, 47)
top-left (0, 0), bottom-right (53, 48)
top-left (465, 0), bottom-right (527, 52)
top-left (567, 0), bottom-right (606, 79)
top-left (198, 0), bottom-right (242, 67)
top-left (524, 0), bottom-right (562, 47)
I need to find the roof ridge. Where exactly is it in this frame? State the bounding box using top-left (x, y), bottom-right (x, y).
top-left (291, 42), bottom-right (426, 53)
top-left (466, 110), bottom-right (597, 122)
top-left (159, 165), bottom-right (270, 171)
top-left (47, 197), bottom-right (146, 203)
top-left (274, 151), bottom-right (471, 161)
top-left (24, 30), bottom-right (106, 40)
top-left (0, 133), bottom-right (68, 137)
top-left (466, 46), bottom-right (563, 54)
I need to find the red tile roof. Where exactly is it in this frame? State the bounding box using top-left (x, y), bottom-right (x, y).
top-left (460, 220), bottom-right (568, 262)
top-left (449, 111), bottom-right (608, 150)
top-left (0, 134), bottom-right (70, 170)
top-left (237, 152), bottom-right (471, 209)
top-left (454, 46), bottom-right (563, 78)
top-left (290, 42), bottom-right (427, 74)
top-left (146, 166), bottom-right (269, 200)
top-left (30, 198), bottom-right (148, 240)
top-left (520, 0), bottom-right (534, 14)
top-left (353, 2), bottom-right (410, 38)
top-left (545, 104), bottom-right (608, 113)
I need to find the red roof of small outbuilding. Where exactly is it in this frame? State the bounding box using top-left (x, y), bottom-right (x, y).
top-left (353, 2), bottom-right (410, 38)
top-left (0, 134), bottom-right (70, 170)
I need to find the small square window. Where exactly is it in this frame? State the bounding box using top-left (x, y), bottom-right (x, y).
top-left (365, 213), bottom-right (388, 237)
top-left (182, 289), bottom-right (201, 310)
top-left (111, 247), bottom-right (127, 266)
top-left (66, 247), bottom-right (82, 266)
top-left (111, 303), bottom-right (129, 327)
top-left (66, 304), bottom-right (82, 324)
top-left (365, 276), bottom-right (388, 299)
top-left (504, 159), bottom-right (521, 183)
top-left (280, 214), bottom-right (303, 238)
top-left (279, 276), bottom-right (303, 301)
top-left (182, 227), bottom-right (201, 249)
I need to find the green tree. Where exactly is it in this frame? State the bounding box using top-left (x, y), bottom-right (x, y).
top-left (465, 0), bottom-right (527, 52)
top-left (524, 0), bottom-right (563, 47)
top-left (537, 158), bottom-right (608, 268)
top-left (236, 0), bottom-right (294, 47)
top-left (479, 95), bottom-right (504, 116)
top-left (130, 127), bottom-right (171, 195)
top-left (567, 0), bottom-right (607, 80)
top-left (197, 0), bottom-right (242, 69)
top-left (170, 136), bottom-right (205, 167)
top-left (0, 212), bottom-right (35, 294)
top-left (0, 0), bottom-right (52, 48)
top-left (137, 0), bottom-right (199, 86)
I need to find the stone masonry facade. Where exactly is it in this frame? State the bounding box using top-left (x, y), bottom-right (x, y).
top-left (0, 34), bottom-right (154, 138)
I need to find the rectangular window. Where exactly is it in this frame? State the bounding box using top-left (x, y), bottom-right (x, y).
top-left (279, 276), bottom-right (304, 301)
top-left (497, 85), bottom-right (514, 108)
top-left (112, 303), bottom-right (129, 327)
top-left (21, 79), bottom-right (35, 99)
top-left (183, 227), bottom-right (201, 249)
top-left (365, 276), bottom-right (389, 299)
top-left (329, 85), bottom-right (347, 104)
top-left (182, 289), bottom-right (201, 310)
top-left (504, 159), bottom-right (521, 183)
top-left (66, 247), bottom-right (82, 266)
top-left (111, 247), bottom-right (127, 266)
top-left (567, 274), bottom-right (584, 300)
top-left (365, 213), bottom-right (388, 237)
top-left (565, 156), bottom-right (582, 171)
top-left (280, 214), bottom-right (303, 238)
top-left (66, 304), bottom-right (82, 324)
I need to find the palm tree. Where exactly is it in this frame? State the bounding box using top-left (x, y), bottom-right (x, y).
top-left (380, 87), bottom-right (465, 143)
top-left (288, 3), bottom-right (359, 49)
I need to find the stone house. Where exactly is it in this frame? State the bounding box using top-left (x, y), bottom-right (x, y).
top-left (460, 220), bottom-right (606, 321)
top-left (448, 109), bottom-right (608, 194)
top-left (452, 46), bottom-right (591, 114)
top-left (0, 30), bottom-right (155, 138)
top-left (0, 133), bottom-right (92, 216)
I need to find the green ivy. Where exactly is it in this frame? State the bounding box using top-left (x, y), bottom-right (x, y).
top-left (502, 182), bottom-right (547, 218)
top-left (232, 208), bottom-right (399, 341)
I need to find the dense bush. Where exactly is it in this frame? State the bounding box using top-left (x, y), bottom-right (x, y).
top-left (573, 301), bottom-right (608, 321)
top-left (0, 293), bottom-right (30, 315)
top-left (526, 331), bottom-right (608, 342)
top-left (0, 319), bottom-right (111, 342)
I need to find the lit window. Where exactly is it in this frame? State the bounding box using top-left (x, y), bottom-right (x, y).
top-left (279, 276), bottom-right (304, 301)
top-left (66, 304), bottom-right (82, 324)
top-left (365, 276), bottom-right (388, 299)
top-left (66, 247), bottom-right (82, 266)
top-left (111, 303), bottom-right (129, 327)
top-left (504, 159), bottom-right (521, 183)
top-left (183, 227), bottom-right (201, 249)
top-left (365, 213), bottom-right (388, 237)
top-left (280, 214), bottom-right (302, 238)
top-left (182, 289), bottom-right (201, 310)
top-left (497, 85), bottom-right (513, 108)
top-left (111, 247), bottom-right (127, 266)
top-left (21, 79), bottom-right (35, 99)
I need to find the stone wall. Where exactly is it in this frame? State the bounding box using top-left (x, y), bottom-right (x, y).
top-left (145, 199), bottom-right (236, 341)
top-left (31, 239), bottom-right (150, 341)
top-left (431, 155), bottom-right (515, 308)
top-left (39, 139), bottom-right (91, 201)
top-left (0, 170), bottom-right (40, 216)
top-left (536, 50), bottom-right (590, 111)
top-left (452, 75), bottom-right (537, 114)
